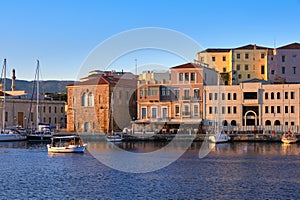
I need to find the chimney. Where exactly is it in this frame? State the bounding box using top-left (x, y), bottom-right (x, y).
top-left (11, 69), bottom-right (16, 91)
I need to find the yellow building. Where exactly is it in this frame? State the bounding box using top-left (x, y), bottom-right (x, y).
top-left (197, 44), bottom-right (271, 85)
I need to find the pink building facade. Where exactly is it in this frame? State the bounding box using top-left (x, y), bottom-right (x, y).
top-left (269, 42), bottom-right (300, 83)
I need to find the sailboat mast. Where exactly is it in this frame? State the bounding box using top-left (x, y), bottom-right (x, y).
top-left (111, 91), bottom-right (114, 134)
top-left (36, 60), bottom-right (39, 130)
top-left (2, 59), bottom-right (6, 130)
top-left (217, 73), bottom-right (220, 133)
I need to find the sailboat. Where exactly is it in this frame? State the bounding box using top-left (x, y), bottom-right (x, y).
top-left (208, 73), bottom-right (230, 143)
top-left (0, 59), bottom-right (27, 141)
top-left (27, 60), bottom-right (54, 142)
top-left (106, 92), bottom-right (123, 142)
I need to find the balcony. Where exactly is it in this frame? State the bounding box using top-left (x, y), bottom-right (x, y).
top-left (182, 96), bottom-right (191, 101)
top-left (191, 96), bottom-right (201, 102)
top-left (182, 111), bottom-right (190, 116)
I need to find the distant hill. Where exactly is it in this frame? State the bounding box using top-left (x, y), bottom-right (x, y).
top-left (0, 78), bottom-right (74, 94)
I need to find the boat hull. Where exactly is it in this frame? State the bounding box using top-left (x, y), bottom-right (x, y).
top-left (47, 144), bottom-right (87, 153)
top-left (209, 134), bottom-right (230, 143)
top-left (0, 134), bottom-right (27, 142)
top-left (106, 135), bottom-right (123, 142)
top-left (281, 138), bottom-right (297, 144)
top-left (27, 134), bottom-right (52, 142)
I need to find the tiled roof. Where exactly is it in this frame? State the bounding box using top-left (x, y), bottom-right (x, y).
top-left (171, 62), bottom-right (204, 69)
top-left (200, 48), bottom-right (231, 53)
top-left (277, 42), bottom-right (300, 49)
top-left (67, 75), bottom-right (136, 87)
top-left (235, 44), bottom-right (268, 50)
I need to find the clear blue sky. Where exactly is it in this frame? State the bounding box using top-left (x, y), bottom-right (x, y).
top-left (0, 0), bottom-right (299, 80)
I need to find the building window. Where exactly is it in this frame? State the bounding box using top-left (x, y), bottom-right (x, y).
top-left (285, 122), bottom-right (288, 126)
top-left (291, 106), bottom-right (295, 113)
top-left (271, 70), bottom-right (275, 75)
top-left (54, 107), bottom-right (57, 113)
top-left (184, 105), bottom-right (189, 115)
top-left (265, 120), bottom-right (271, 125)
top-left (271, 92), bottom-right (274, 99)
top-left (184, 89), bottom-right (190, 99)
top-left (194, 105), bottom-right (199, 116)
top-left (261, 65), bottom-right (265, 74)
top-left (212, 56), bottom-right (215, 62)
top-left (237, 65), bottom-right (240, 70)
top-left (265, 106), bottom-right (269, 113)
top-left (245, 53), bottom-right (249, 59)
top-left (271, 106), bottom-right (274, 113)
top-left (174, 89), bottom-right (180, 99)
top-left (285, 106), bottom-right (288, 113)
top-left (233, 106), bottom-right (237, 114)
top-left (292, 55), bottom-right (297, 63)
top-left (43, 106), bottom-right (46, 113)
top-left (194, 89), bottom-right (200, 99)
top-left (223, 67), bottom-right (226, 72)
top-left (88, 92), bottom-right (94, 106)
top-left (247, 74), bottom-right (251, 79)
top-left (277, 106), bottom-right (281, 114)
top-left (179, 73), bottom-right (183, 81)
top-left (222, 93), bottom-right (225, 100)
top-left (54, 117), bottom-right (57, 124)
top-left (291, 121), bottom-right (295, 126)
top-left (238, 74), bottom-right (242, 79)
top-left (162, 107), bottom-right (168, 118)
top-left (285, 92), bottom-right (288, 99)
top-left (61, 107), bottom-right (64, 113)
top-left (49, 107), bottom-right (51, 113)
top-left (214, 107), bottom-right (218, 114)
top-left (175, 105), bottom-right (180, 116)
top-left (184, 73), bottom-right (189, 81)
top-left (209, 106), bottom-right (212, 114)
top-left (49, 117), bottom-right (51, 124)
top-left (222, 106), bottom-right (225, 114)
top-left (261, 53), bottom-right (265, 59)
top-left (282, 55), bottom-right (285, 62)
top-left (282, 66), bottom-right (285, 74)
top-left (191, 72), bottom-right (195, 81)
top-left (277, 92), bottom-right (280, 99)
top-left (237, 54), bottom-right (240, 59)
top-left (81, 92), bottom-right (87, 106)
top-left (151, 107), bottom-right (157, 118)
top-left (291, 92), bottom-right (295, 99)
top-left (142, 108), bottom-right (147, 119)
top-left (293, 67), bottom-right (296, 74)
top-left (233, 93), bottom-right (237, 100)
top-left (223, 56), bottom-right (226, 61)
top-left (227, 106), bottom-right (231, 114)
top-left (265, 92), bottom-right (268, 100)
top-left (214, 93), bottom-right (218, 101)
top-left (228, 93), bottom-right (231, 100)
top-left (245, 65), bottom-right (249, 70)
top-left (209, 93), bottom-right (213, 100)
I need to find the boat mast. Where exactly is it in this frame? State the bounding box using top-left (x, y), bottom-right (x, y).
top-left (2, 59), bottom-right (6, 130)
top-left (36, 60), bottom-right (40, 130)
top-left (111, 91), bottom-right (114, 134)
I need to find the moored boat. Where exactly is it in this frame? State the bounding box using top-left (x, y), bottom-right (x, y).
top-left (106, 133), bottom-right (123, 142)
top-left (47, 135), bottom-right (87, 153)
top-left (281, 132), bottom-right (297, 144)
top-left (209, 131), bottom-right (231, 143)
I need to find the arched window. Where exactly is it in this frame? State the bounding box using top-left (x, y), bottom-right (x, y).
top-left (277, 92), bottom-right (280, 99)
top-left (265, 92), bottom-right (268, 100)
top-left (274, 120), bottom-right (280, 126)
top-left (231, 120), bottom-right (237, 126)
top-left (84, 122), bottom-right (89, 132)
top-left (222, 120), bottom-right (228, 126)
top-left (88, 92), bottom-right (94, 106)
top-left (81, 92), bottom-right (87, 106)
top-left (265, 120), bottom-right (271, 126)
top-left (271, 92), bottom-right (274, 99)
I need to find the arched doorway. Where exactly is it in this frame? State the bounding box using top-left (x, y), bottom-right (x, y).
top-left (244, 110), bottom-right (257, 126)
top-left (222, 120), bottom-right (228, 126)
top-left (84, 122), bottom-right (89, 132)
top-left (265, 120), bottom-right (271, 126)
top-left (274, 120), bottom-right (280, 126)
top-left (231, 120), bottom-right (237, 126)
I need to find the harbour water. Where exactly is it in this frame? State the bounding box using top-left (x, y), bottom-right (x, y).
top-left (0, 140), bottom-right (299, 199)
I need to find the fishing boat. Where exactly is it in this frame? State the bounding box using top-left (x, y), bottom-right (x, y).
top-left (0, 59), bottom-right (27, 141)
top-left (106, 133), bottom-right (123, 142)
top-left (281, 131), bottom-right (297, 144)
top-left (26, 60), bottom-right (54, 142)
top-left (47, 135), bottom-right (87, 153)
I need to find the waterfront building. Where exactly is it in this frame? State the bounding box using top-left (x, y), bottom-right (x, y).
top-left (135, 62), bottom-right (218, 133)
top-left (66, 70), bottom-right (137, 133)
top-left (204, 79), bottom-right (300, 133)
top-left (268, 42), bottom-right (300, 83)
top-left (197, 44), bottom-right (271, 85)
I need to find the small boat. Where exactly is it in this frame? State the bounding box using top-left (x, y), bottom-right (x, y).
top-left (281, 132), bottom-right (297, 144)
top-left (209, 131), bottom-right (231, 143)
top-left (106, 133), bottom-right (123, 142)
top-left (27, 123), bottom-right (54, 142)
top-left (0, 129), bottom-right (27, 142)
top-left (47, 135), bottom-right (87, 153)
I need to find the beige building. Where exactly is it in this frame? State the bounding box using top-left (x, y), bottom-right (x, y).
top-left (204, 79), bottom-right (300, 133)
top-left (197, 44), bottom-right (271, 85)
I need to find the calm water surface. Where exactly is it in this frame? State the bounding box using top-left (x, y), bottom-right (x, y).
top-left (0, 140), bottom-right (299, 199)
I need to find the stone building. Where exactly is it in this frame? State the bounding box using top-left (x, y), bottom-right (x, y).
top-left (66, 71), bottom-right (137, 133)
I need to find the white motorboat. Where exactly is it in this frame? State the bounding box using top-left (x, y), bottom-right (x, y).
top-left (106, 133), bottom-right (123, 142)
top-left (47, 135), bottom-right (87, 153)
top-left (209, 131), bottom-right (231, 143)
top-left (0, 129), bottom-right (27, 141)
